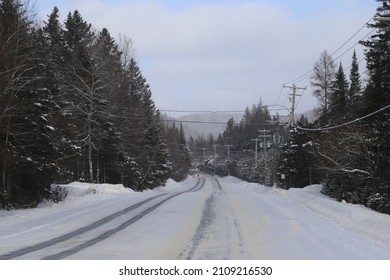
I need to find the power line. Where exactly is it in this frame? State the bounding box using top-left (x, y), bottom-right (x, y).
top-left (297, 104), bottom-right (390, 132)
top-left (162, 119), bottom-right (227, 125)
top-left (159, 109), bottom-right (245, 114)
top-left (329, 17), bottom-right (374, 58)
top-left (284, 16), bottom-right (375, 86)
top-left (149, 79), bottom-right (272, 95)
top-left (161, 119), bottom-right (281, 126)
top-left (273, 86), bottom-right (285, 106)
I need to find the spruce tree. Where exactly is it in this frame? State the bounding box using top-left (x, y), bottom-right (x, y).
top-left (360, 0), bottom-right (390, 112)
top-left (348, 50), bottom-right (362, 110)
top-left (139, 91), bottom-right (171, 189)
top-left (329, 63), bottom-right (349, 122)
top-left (277, 124), bottom-right (314, 189)
top-left (93, 28), bottom-right (124, 183)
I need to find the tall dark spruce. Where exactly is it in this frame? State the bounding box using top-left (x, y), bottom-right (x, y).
top-left (358, 0), bottom-right (390, 213)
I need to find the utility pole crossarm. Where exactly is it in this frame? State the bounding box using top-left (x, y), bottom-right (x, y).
top-left (374, 16), bottom-right (390, 22)
top-left (258, 129), bottom-right (272, 153)
top-left (225, 145), bottom-right (233, 156)
top-left (283, 83), bottom-right (306, 125)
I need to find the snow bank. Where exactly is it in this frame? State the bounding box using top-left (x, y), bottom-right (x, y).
top-left (223, 176), bottom-right (390, 246)
top-left (284, 185), bottom-right (390, 245)
top-left (54, 182), bottom-right (135, 199)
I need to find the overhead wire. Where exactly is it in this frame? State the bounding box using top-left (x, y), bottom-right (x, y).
top-left (145, 16), bottom-right (378, 130)
top-left (274, 15), bottom-right (376, 124)
top-left (297, 104), bottom-right (390, 132)
top-left (284, 15), bottom-right (375, 86)
top-left (149, 16), bottom-right (375, 125)
top-left (159, 109), bottom-right (245, 114)
top-left (149, 79), bottom-right (271, 95)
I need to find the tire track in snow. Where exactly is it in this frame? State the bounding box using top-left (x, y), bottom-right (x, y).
top-left (0, 177), bottom-right (205, 260)
top-left (180, 177), bottom-right (246, 259)
top-left (180, 191), bottom-right (216, 259)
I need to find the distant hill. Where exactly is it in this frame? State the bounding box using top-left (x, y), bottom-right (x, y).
top-left (162, 113), bottom-right (243, 140)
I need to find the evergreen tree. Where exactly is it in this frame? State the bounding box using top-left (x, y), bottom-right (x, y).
top-left (348, 50), bottom-right (362, 110)
top-left (39, 6), bottom-right (75, 183)
top-left (178, 123), bottom-right (192, 173)
top-left (329, 63), bottom-right (349, 122)
top-left (360, 0), bottom-right (390, 112)
top-left (277, 125), bottom-right (314, 189)
top-left (42, 7), bottom-right (66, 64)
top-left (163, 122), bottom-right (191, 181)
top-left (93, 28), bottom-right (124, 184)
top-left (138, 91), bottom-right (170, 189)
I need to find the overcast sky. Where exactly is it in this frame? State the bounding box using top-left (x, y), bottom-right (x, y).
top-left (36, 0), bottom-right (378, 116)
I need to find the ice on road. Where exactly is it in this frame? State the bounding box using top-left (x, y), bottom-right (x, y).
top-left (1, 176), bottom-right (390, 260)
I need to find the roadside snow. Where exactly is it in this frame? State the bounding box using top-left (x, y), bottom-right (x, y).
top-left (1, 176), bottom-right (390, 260)
top-left (223, 177), bottom-right (390, 247)
top-left (57, 181), bottom-right (135, 197)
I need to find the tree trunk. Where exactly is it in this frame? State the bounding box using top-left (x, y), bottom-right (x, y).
top-left (1, 116), bottom-right (11, 207)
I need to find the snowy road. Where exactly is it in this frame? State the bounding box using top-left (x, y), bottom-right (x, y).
top-left (1, 176), bottom-right (390, 259)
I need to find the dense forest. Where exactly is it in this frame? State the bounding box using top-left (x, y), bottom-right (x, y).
top-left (0, 0), bottom-right (191, 208)
top-left (189, 0), bottom-right (390, 214)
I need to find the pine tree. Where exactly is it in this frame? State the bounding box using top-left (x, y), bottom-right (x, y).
top-left (39, 6), bottom-right (75, 183)
top-left (360, 0), bottom-right (390, 112)
top-left (93, 28), bottom-right (124, 183)
top-left (138, 91), bottom-right (171, 190)
top-left (329, 63), bottom-right (349, 122)
top-left (348, 50), bottom-right (362, 110)
top-left (178, 123), bottom-right (191, 174)
top-left (42, 7), bottom-right (66, 64)
top-left (163, 122), bottom-right (191, 181)
top-left (277, 124), bottom-right (315, 189)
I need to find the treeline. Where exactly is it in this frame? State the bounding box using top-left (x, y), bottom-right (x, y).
top-left (0, 1), bottom-right (188, 209)
top-left (162, 122), bottom-right (191, 182)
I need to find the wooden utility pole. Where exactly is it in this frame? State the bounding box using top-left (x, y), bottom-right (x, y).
top-left (201, 148), bottom-right (207, 158)
top-left (211, 144), bottom-right (218, 156)
top-left (225, 145), bottom-right (233, 176)
top-left (251, 138), bottom-right (260, 166)
top-left (201, 148), bottom-right (207, 173)
top-left (283, 83), bottom-right (306, 125)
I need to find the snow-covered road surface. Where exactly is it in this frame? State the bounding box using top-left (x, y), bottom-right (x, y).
top-left (1, 176), bottom-right (390, 260)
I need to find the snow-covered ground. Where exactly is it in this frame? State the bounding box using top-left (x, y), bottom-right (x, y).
top-left (1, 175), bottom-right (390, 260)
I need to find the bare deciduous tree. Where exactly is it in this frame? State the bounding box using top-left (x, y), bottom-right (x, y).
top-left (311, 50), bottom-right (336, 117)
